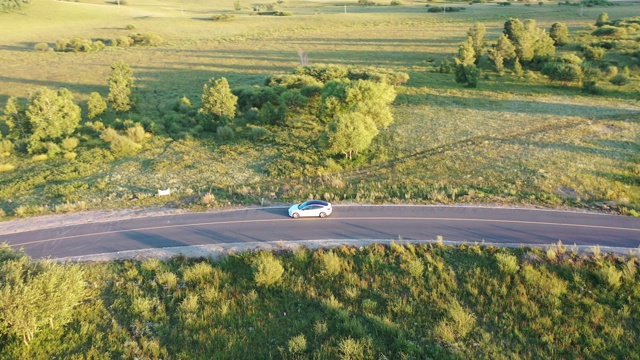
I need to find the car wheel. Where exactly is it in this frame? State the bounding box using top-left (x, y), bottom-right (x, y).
top-left (319, 212), bottom-right (326, 218)
top-left (292, 212), bottom-right (300, 219)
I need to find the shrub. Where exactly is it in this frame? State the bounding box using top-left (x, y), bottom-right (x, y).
top-left (87, 92), bottom-right (107, 119)
top-left (253, 252), bottom-right (284, 287)
top-left (201, 192), bottom-right (216, 206)
top-left (610, 73), bottom-right (630, 86)
top-left (34, 43), bottom-right (50, 52)
top-left (541, 61), bottom-right (583, 83)
top-left (427, 6), bottom-right (466, 12)
top-left (498, 2), bottom-right (511, 5)
top-left (182, 262), bottom-right (215, 285)
top-left (257, 11), bottom-right (292, 16)
top-left (61, 137), bottom-right (79, 151)
top-left (583, 45), bottom-right (606, 61)
top-left (599, 264), bottom-right (623, 288)
top-left (212, 14), bottom-right (235, 21)
top-left (101, 128), bottom-right (141, 155)
top-left (596, 12), bottom-right (609, 26)
top-left (294, 64), bottom-right (349, 83)
top-left (114, 36), bottom-right (134, 47)
top-left (592, 26), bottom-right (628, 38)
top-left (338, 337), bottom-right (365, 359)
top-left (495, 253), bottom-right (519, 274)
top-left (55, 37), bottom-right (103, 53)
top-left (455, 63), bottom-right (480, 88)
top-left (126, 24), bottom-right (136, 30)
top-left (0, 139), bottom-right (13, 155)
top-left (216, 125), bottom-right (234, 141)
top-left (129, 33), bottom-right (165, 46)
top-left (288, 334), bottom-right (307, 354)
top-left (390, 0), bottom-right (402, 5)
top-left (318, 250), bottom-right (343, 277)
top-left (175, 96), bottom-right (192, 113)
top-left (63, 152), bottom-right (77, 160)
top-left (403, 257), bottom-right (425, 278)
top-left (265, 74), bottom-right (322, 89)
top-left (250, 126), bottom-right (269, 141)
top-left (0, 245), bottom-right (87, 346)
top-left (0, 163), bottom-right (15, 172)
top-left (126, 123), bottom-right (146, 143)
top-left (234, 86), bottom-right (279, 110)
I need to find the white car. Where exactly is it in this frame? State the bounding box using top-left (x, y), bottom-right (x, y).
top-left (288, 200), bottom-right (333, 219)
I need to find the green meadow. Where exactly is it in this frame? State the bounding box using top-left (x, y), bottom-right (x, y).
top-left (0, 0), bottom-right (638, 217)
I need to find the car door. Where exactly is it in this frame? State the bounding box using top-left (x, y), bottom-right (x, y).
top-left (303, 204), bottom-right (321, 217)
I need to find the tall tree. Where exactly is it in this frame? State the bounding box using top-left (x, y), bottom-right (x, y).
top-left (25, 88), bottom-right (81, 151)
top-left (454, 37), bottom-right (480, 88)
top-left (322, 112), bottom-right (378, 160)
top-left (87, 92), bottom-right (107, 119)
top-left (0, 96), bottom-right (29, 141)
top-left (488, 34), bottom-right (516, 72)
top-left (549, 23), bottom-right (570, 46)
top-left (504, 18), bottom-right (534, 62)
top-left (320, 79), bottom-right (396, 129)
top-left (467, 23), bottom-right (487, 63)
top-left (199, 77), bottom-right (238, 124)
top-left (505, 18), bottom-right (556, 63)
top-left (108, 60), bottom-right (134, 113)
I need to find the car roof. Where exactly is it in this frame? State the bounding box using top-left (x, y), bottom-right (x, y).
top-left (301, 200), bottom-right (329, 206)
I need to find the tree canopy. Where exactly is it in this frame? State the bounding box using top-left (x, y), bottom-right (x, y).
top-left (25, 88), bottom-right (81, 151)
top-left (199, 77), bottom-right (238, 123)
top-left (108, 60), bottom-right (135, 113)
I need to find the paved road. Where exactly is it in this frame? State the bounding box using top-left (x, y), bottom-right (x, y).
top-left (1, 206), bottom-right (639, 259)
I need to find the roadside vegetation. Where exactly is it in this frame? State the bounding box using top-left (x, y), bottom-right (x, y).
top-left (1, 241), bottom-right (639, 358)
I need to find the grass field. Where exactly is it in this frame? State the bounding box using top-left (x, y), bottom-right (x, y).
top-left (0, 0), bottom-right (639, 218)
top-left (2, 242), bottom-right (639, 358)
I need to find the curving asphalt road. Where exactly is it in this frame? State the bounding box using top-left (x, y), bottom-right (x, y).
top-left (1, 205), bottom-right (639, 260)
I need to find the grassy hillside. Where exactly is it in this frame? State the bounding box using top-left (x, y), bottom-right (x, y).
top-left (0, 0), bottom-right (639, 219)
top-left (1, 242), bottom-right (639, 358)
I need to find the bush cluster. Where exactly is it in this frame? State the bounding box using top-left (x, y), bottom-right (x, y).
top-left (56, 38), bottom-right (105, 53)
top-left (53, 33), bottom-right (164, 53)
top-left (211, 14), bottom-right (235, 21)
top-left (426, 6), bottom-right (466, 12)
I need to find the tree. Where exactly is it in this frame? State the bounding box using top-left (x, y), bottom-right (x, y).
top-left (456, 36), bottom-right (476, 66)
top-left (596, 12), bottom-right (609, 27)
top-left (320, 79), bottom-right (396, 129)
top-left (108, 60), bottom-right (134, 112)
top-left (87, 92), bottom-right (107, 119)
top-left (467, 23), bottom-right (487, 63)
top-left (0, 96), bottom-right (29, 141)
top-left (199, 77), bottom-right (238, 124)
top-left (0, 244), bottom-right (87, 347)
top-left (25, 88), bottom-right (81, 151)
top-left (488, 34), bottom-right (516, 72)
top-left (549, 23), bottom-right (569, 46)
top-left (530, 27), bottom-right (556, 60)
top-left (455, 63), bottom-right (481, 88)
top-left (344, 80), bottom-right (396, 129)
top-left (454, 37), bottom-right (480, 87)
top-left (504, 18), bottom-right (555, 63)
top-left (322, 112), bottom-right (378, 159)
top-left (504, 18), bottom-right (533, 62)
